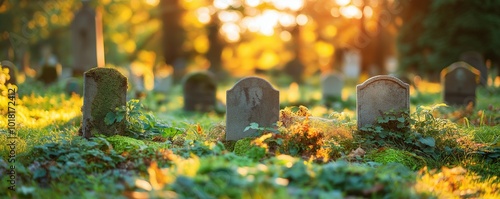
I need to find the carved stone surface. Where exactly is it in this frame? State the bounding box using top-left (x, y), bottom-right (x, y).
top-left (356, 75), bottom-right (410, 129)
top-left (226, 77), bottom-right (279, 140)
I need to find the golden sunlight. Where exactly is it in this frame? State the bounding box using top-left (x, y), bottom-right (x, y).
top-left (272, 0), bottom-right (304, 11)
top-left (288, 82), bottom-right (300, 103)
top-left (296, 14), bottom-right (308, 26)
top-left (340, 5), bottom-right (362, 19)
top-left (144, 0), bottom-right (159, 6)
top-left (220, 22), bottom-right (241, 42)
top-left (245, 0), bottom-right (262, 7)
top-left (195, 7), bottom-right (211, 24)
top-left (335, 0), bottom-right (350, 6)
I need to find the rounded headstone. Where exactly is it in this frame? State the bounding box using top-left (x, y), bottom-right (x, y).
top-left (182, 71), bottom-right (217, 112)
top-left (226, 77), bottom-right (279, 140)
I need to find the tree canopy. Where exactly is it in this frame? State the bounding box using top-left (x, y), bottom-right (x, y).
top-left (397, 0), bottom-right (500, 80)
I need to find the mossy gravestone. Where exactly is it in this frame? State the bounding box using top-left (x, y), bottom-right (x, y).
top-left (459, 51), bottom-right (487, 86)
top-left (226, 77), bottom-right (279, 141)
top-left (81, 68), bottom-right (127, 138)
top-left (356, 75), bottom-right (409, 129)
top-left (441, 61), bottom-right (480, 106)
top-left (183, 72), bottom-right (216, 112)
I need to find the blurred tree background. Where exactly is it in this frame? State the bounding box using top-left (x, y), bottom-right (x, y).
top-left (397, 0), bottom-right (500, 81)
top-left (0, 0), bottom-right (498, 83)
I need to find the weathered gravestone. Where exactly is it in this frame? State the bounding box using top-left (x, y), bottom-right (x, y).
top-left (226, 77), bottom-right (279, 140)
top-left (71, 0), bottom-right (105, 77)
top-left (80, 68), bottom-right (127, 138)
top-left (37, 62), bottom-right (61, 84)
top-left (284, 58), bottom-right (305, 83)
top-left (1, 60), bottom-right (17, 86)
top-left (321, 73), bottom-right (344, 103)
top-left (183, 72), bottom-right (217, 112)
top-left (65, 77), bottom-right (83, 95)
top-left (356, 75), bottom-right (410, 129)
top-left (343, 49), bottom-right (361, 79)
top-left (459, 51), bottom-right (487, 86)
top-left (441, 61), bottom-right (479, 106)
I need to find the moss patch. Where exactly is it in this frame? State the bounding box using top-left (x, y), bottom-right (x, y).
top-left (106, 135), bottom-right (145, 153)
top-left (222, 140), bottom-right (237, 152)
top-left (367, 148), bottom-right (426, 170)
top-left (233, 137), bottom-right (266, 161)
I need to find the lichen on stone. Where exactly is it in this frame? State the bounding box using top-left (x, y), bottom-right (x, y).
top-left (84, 67), bottom-right (127, 136)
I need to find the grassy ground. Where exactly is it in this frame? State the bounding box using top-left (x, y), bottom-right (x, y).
top-left (0, 75), bottom-right (499, 198)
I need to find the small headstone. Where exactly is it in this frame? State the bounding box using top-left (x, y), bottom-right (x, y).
top-left (459, 51), bottom-right (487, 86)
top-left (1, 60), bottom-right (17, 86)
top-left (284, 58), bottom-right (305, 83)
top-left (65, 77), bottom-right (83, 95)
top-left (226, 77), bottom-right (279, 140)
top-left (71, 1), bottom-right (105, 77)
top-left (356, 75), bottom-right (409, 129)
top-left (183, 72), bottom-right (217, 112)
top-left (37, 63), bottom-right (61, 85)
top-left (154, 74), bottom-right (173, 94)
top-left (81, 68), bottom-right (127, 138)
top-left (441, 61), bottom-right (479, 106)
top-left (342, 49), bottom-right (361, 79)
top-left (321, 73), bottom-right (344, 103)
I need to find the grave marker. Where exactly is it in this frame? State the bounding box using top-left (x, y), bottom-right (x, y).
top-left (321, 73), bottom-right (344, 103)
top-left (71, 0), bottom-right (105, 77)
top-left (81, 68), bottom-right (127, 138)
top-left (183, 72), bottom-right (217, 112)
top-left (459, 51), bottom-right (487, 86)
top-left (441, 61), bottom-right (479, 106)
top-left (38, 63), bottom-right (61, 85)
top-left (226, 77), bottom-right (279, 141)
top-left (356, 75), bottom-right (409, 129)
top-left (1, 61), bottom-right (17, 86)
top-left (284, 58), bottom-right (305, 83)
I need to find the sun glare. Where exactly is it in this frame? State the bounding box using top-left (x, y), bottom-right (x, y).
top-left (220, 22), bottom-right (241, 42)
top-left (340, 5), bottom-right (362, 19)
top-left (145, 0), bottom-right (159, 6)
top-left (272, 0), bottom-right (304, 11)
top-left (196, 7), bottom-right (211, 24)
top-left (245, 0), bottom-right (262, 7)
top-left (335, 0), bottom-right (350, 6)
top-left (296, 14), bottom-right (308, 26)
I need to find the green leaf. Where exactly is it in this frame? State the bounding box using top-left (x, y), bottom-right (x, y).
top-left (104, 112), bottom-right (117, 125)
top-left (115, 113), bottom-right (125, 123)
top-left (33, 168), bottom-right (47, 179)
top-left (418, 137), bottom-right (435, 147)
top-left (397, 117), bottom-right (405, 122)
